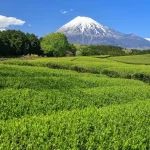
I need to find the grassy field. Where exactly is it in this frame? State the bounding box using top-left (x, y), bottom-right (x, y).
top-left (109, 54), bottom-right (150, 65)
top-left (0, 55), bottom-right (150, 149)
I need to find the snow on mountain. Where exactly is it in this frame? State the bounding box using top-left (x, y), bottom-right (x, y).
top-left (57, 16), bottom-right (150, 49)
top-left (145, 38), bottom-right (150, 41)
top-left (57, 16), bottom-right (123, 37)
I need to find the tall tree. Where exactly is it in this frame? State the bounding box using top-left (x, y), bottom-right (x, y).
top-left (7, 30), bottom-right (29, 55)
top-left (0, 30), bottom-right (42, 57)
top-left (0, 31), bottom-right (11, 56)
top-left (41, 32), bottom-right (69, 57)
top-left (0, 30), bottom-right (29, 56)
top-left (26, 33), bottom-right (41, 55)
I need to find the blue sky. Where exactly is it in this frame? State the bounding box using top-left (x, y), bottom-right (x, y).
top-left (0, 0), bottom-right (149, 38)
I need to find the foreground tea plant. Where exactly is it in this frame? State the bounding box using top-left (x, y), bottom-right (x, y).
top-left (1, 55), bottom-right (150, 149)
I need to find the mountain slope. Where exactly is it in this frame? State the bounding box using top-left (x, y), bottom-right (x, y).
top-left (145, 38), bottom-right (150, 41)
top-left (57, 16), bottom-right (150, 49)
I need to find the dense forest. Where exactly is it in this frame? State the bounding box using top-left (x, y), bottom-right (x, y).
top-left (0, 30), bottom-right (42, 56)
top-left (0, 30), bottom-right (150, 57)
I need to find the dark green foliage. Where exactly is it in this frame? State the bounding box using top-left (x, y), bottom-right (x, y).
top-left (0, 32), bottom-right (10, 56)
top-left (131, 49), bottom-right (150, 55)
top-left (26, 33), bottom-right (42, 55)
top-left (0, 30), bottom-right (41, 57)
top-left (75, 44), bottom-right (126, 56)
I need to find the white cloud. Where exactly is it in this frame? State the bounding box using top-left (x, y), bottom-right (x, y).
top-left (60, 10), bottom-right (68, 14)
top-left (60, 9), bottom-right (74, 14)
top-left (0, 15), bottom-right (25, 30)
top-left (28, 24), bottom-right (31, 27)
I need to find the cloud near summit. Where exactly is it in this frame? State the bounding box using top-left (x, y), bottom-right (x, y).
top-left (0, 15), bottom-right (25, 30)
top-left (60, 9), bottom-right (74, 14)
top-left (60, 10), bottom-right (68, 14)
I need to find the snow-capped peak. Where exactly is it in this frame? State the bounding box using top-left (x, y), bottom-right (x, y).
top-left (145, 38), bottom-right (150, 41)
top-left (57, 16), bottom-right (116, 36)
top-left (62, 16), bottom-right (107, 33)
top-left (56, 16), bottom-right (150, 49)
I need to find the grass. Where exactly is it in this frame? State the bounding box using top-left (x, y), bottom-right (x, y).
top-left (1, 55), bottom-right (150, 149)
top-left (109, 54), bottom-right (150, 65)
top-left (2, 55), bottom-right (150, 83)
top-left (1, 101), bottom-right (150, 149)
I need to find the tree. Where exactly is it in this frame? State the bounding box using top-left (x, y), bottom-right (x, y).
top-left (41, 32), bottom-right (69, 57)
top-left (7, 30), bottom-right (29, 55)
top-left (0, 30), bottom-right (29, 56)
top-left (0, 31), bottom-right (10, 56)
top-left (26, 33), bottom-right (41, 55)
top-left (0, 30), bottom-right (42, 57)
top-left (68, 44), bottom-right (77, 56)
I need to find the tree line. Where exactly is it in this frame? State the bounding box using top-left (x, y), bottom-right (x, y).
top-left (0, 30), bottom-right (42, 57)
top-left (0, 29), bottom-right (150, 57)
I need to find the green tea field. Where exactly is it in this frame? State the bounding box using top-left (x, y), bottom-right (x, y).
top-left (1, 55), bottom-right (150, 149)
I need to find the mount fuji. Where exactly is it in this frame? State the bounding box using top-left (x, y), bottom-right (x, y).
top-left (57, 16), bottom-right (150, 49)
top-left (145, 38), bottom-right (150, 41)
